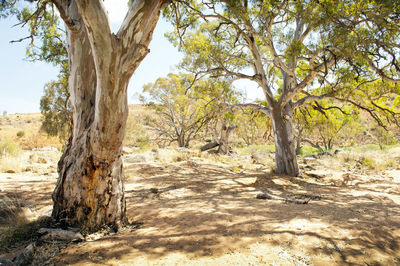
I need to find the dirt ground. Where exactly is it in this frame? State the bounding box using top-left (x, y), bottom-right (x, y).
top-left (1, 153), bottom-right (400, 265)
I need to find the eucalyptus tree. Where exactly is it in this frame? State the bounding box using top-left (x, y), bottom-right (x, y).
top-left (2, 0), bottom-right (170, 232)
top-left (1, 1), bottom-right (71, 141)
top-left (143, 73), bottom-right (234, 148)
top-left (166, 0), bottom-right (400, 176)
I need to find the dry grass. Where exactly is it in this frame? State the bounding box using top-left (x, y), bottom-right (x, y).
top-left (0, 113), bottom-right (62, 150)
top-left (319, 147), bottom-right (400, 172)
top-left (0, 193), bottom-right (38, 252)
top-left (0, 155), bottom-right (26, 173)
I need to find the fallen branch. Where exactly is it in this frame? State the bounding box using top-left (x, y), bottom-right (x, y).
top-left (256, 189), bottom-right (310, 204)
top-left (200, 141), bottom-right (219, 151)
top-left (38, 228), bottom-right (84, 242)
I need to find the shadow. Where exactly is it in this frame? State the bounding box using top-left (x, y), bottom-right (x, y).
top-left (53, 161), bottom-right (400, 265)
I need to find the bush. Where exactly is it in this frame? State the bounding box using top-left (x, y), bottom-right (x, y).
top-left (359, 156), bottom-right (376, 170)
top-left (0, 139), bottom-right (20, 157)
top-left (16, 130), bottom-right (25, 138)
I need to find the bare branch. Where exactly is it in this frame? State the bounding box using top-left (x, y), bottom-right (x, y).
top-left (226, 103), bottom-right (271, 118)
top-left (367, 59), bottom-right (400, 83)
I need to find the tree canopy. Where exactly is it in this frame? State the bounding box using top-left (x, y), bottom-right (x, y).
top-left (165, 0), bottom-right (400, 175)
top-left (142, 73), bottom-right (236, 147)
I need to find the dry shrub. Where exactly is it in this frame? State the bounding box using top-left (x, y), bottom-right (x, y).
top-left (330, 147), bottom-right (400, 172)
top-left (21, 132), bottom-right (61, 150)
top-left (0, 138), bottom-right (20, 157)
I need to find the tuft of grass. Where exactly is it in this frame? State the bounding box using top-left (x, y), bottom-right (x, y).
top-left (359, 156), bottom-right (376, 170)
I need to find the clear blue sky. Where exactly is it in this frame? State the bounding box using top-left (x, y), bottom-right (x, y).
top-left (0, 1), bottom-right (261, 114)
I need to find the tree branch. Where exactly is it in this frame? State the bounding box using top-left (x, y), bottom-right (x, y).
top-left (367, 59), bottom-right (400, 83)
top-left (75, 0), bottom-right (113, 74)
top-left (117, 0), bottom-right (165, 74)
top-left (227, 103), bottom-right (271, 118)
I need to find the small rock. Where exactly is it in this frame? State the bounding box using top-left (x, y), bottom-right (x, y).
top-left (123, 154), bottom-right (149, 164)
top-left (256, 193), bottom-right (271, 199)
top-left (33, 146), bottom-right (58, 152)
top-left (38, 228), bottom-right (84, 242)
top-left (122, 146), bottom-right (133, 154)
top-left (0, 258), bottom-right (15, 266)
top-left (317, 151), bottom-right (332, 157)
top-left (37, 157), bottom-right (49, 164)
top-left (13, 243), bottom-right (35, 266)
top-left (304, 155), bottom-right (317, 160)
top-left (5, 170), bottom-right (15, 174)
top-left (334, 149), bottom-right (343, 154)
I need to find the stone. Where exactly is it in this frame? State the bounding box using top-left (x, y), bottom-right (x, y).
top-left (5, 170), bottom-right (15, 174)
top-left (13, 243), bottom-right (35, 266)
top-left (38, 228), bottom-right (84, 242)
top-left (37, 157), bottom-right (49, 164)
top-left (122, 146), bottom-right (134, 154)
top-left (33, 147), bottom-right (58, 152)
top-left (123, 154), bottom-right (149, 164)
top-left (0, 258), bottom-right (15, 266)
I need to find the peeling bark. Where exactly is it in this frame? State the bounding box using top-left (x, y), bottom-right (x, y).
top-left (51, 0), bottom-right (165, 232)
top-left (271, 104), bottom-right (299, 176)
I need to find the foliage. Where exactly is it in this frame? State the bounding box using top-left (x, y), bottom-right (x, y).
top-left (16, 130), bottom-right (25, 138)
top-left (0, 138), bottom-right (20, 157)
top-left (165, 0), bottom-right (400, 174)
top-left (125, 113), bottom-right (152, 149)
top-left (1, 1), bottom-right (71, 142)
top-left (371, 126), bottom-right (398, 150)
top-left (297, 145), bottom-right (322, 156)
top-left (40, 65), bottom-right (71, 143)
top-left (142, 73), bottom-right (236, 148)
top-left (233, 109), bottom-right (272, 145)
top-left (296, 101), bottom-right (360, 150)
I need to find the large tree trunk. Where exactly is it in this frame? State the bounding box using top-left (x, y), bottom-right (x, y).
top-left (271, 104), bottom-right (299, 176)
top-left (217, 122), bottom-right (237, 154)
top-left (51, 0), bottom-right (165, 233)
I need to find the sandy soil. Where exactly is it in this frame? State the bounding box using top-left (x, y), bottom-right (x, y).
top-left (1, 156), bottom-right (400, 265)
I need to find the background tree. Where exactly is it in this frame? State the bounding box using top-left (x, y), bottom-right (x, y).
top-left (371, 125), bottom-right (398, 150)
top-left (203, 113), bottom-right (238, 154)
top-left (2, 0), bottom-right (71, 142)
top-left (142, 73), bottom-right (235, 148)
top-left (233, 108), bottom-right (272, 146)
top-left (296, 101), bottom-right (359, 151)
top-left (40, 66), bottom-right (71, 144)
top-left (166, 0), bottom-right (400, 176)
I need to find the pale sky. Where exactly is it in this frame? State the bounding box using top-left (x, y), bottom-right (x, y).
top-left (0, 1), bottom-right (261, 114)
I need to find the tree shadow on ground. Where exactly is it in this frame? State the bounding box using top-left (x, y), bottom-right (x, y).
top-left (54, 161), bottom-right (400, 265)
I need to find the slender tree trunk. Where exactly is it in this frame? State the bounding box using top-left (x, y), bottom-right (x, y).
top-left (177, 134), bottom-right (186, 147)
top-left (51, 0), bottom-right (165, 233)
top-left (271, 104), bottom-right (299, 176)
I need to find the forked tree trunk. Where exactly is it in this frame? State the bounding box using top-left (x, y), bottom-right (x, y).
top-left (51, 0), bottom-right (165, 232)
top-left (271, 104), bottom-right (299, 176)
